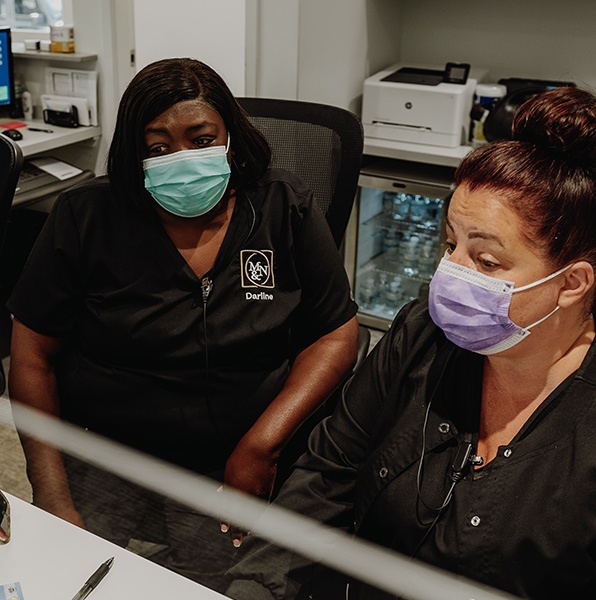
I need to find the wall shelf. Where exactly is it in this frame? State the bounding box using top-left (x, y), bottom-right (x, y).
top-left (12, 49), bottom-right (97, 63)
top-left (0, 119), bottom-right (102, 158)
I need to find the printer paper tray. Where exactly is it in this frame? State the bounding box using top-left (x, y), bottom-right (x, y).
top-left (364, 121), bottom-right (461, 147)
top-left (372, 121), bottom-right (432, 132)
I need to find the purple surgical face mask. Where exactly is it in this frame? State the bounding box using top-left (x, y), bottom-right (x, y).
top-left (428, 255), bottom-right (570, 355)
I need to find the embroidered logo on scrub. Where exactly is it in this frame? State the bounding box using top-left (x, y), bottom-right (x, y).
top-left (240, 250), bottom-right (275, 300)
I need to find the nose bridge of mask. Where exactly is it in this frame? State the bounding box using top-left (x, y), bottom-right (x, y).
top-left (437, 256), bottom-right (571, 296)
top-left (436, 257), bottom-right (515, 294)
top-left (142, 133), bottom-right (230, 170)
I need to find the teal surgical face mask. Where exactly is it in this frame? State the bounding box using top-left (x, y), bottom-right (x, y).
top-left (142, 135), bottom-right (231, 218)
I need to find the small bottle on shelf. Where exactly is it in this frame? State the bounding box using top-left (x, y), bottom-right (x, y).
top-left (408, 195), bottom-right (427, 223)
top-left (401, 235), bottom-right (420, 277)
top-left (382, 228), bottom-right (401, 255)
top-left (358, 276), bottom-right (377, 309)
top-left (423, 198), bottom-right (444, 229)
top-left (418, 239), bottom-right (438, 279)
top-left (391, 193), bottom-right (410, 221)
top-left (385, 276), bottom-right (403, 311)
top-left (382, 191), bottom-right (394, 214)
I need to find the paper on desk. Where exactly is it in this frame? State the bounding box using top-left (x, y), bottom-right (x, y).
top-left (29, 157), bottom-right (83, 181)
top-left (0, 582), bottom-right (25, 600)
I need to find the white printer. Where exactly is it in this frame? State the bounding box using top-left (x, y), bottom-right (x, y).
top-left (362, 63), bottom-right (486, 148)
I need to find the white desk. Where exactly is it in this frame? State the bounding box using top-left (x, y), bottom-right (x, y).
top-left (0, 493), bottom-right (228, 600)
top-left (0, 119), bottom-right (101, 158)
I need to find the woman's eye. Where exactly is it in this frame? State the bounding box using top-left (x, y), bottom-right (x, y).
top-left (478, 257), bottom-right (499, 269)
top-left (193, 137), bottom-right (212, 147)
top-left (445, 241), bottom-right (456, 254)
top-left (147, 144), bottom-right (168, 156)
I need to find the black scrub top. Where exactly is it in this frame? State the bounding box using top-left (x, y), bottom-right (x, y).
top-left (7, 169), bottom-right (358, 473)
top-left (226, 300), bottom-right (596, 599)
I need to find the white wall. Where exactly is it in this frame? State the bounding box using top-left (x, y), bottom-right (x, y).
top-left (253, 0), bottom-right (300, 100)
top-left (296, 0), bottom-right (401, 114)
top-left (64, 0), bottom-right (120, 173)
top-left (253, 0), bottom-right (401, 114)
top-left (111, 0), bottom-right (136, 98)
top-left (398, 0), bottom-right (596, 89)
top-left (130, 0), bottom-right (401, 113)
top-left (132, 0), bottom-right (252, 96)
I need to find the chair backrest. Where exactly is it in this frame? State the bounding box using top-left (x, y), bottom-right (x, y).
top-left (0, 134), bottom-right (23, 253)
top-left (236, 97), bottom-right (363, 248)
top-left (237, 99), bottom-right (368, 494)
top-left (0, 133), bottom-right (23, 395)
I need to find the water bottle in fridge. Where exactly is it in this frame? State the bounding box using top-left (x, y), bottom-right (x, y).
top-left (401, 235), bottom-right (420, 277)
top-left (418, 238), bottom-right (438, 279)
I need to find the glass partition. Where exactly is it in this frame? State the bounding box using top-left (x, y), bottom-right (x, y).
top-left (0, 400), bottom-right (521, 600)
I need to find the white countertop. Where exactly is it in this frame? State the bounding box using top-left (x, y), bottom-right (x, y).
top-left (0, 119), bottom-right (101, 158)
top-left (0, 492), bottom-right (228, 600)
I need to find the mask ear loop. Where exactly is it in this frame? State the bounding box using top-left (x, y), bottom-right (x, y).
top-left (512, 264), bottom-right (571, 331)
top-left (512, 263), bottom-right (572, 293)
top-left (525, 305), bottom-right (560, 330)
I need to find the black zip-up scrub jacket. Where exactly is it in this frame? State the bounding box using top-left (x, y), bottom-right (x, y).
top-left (7, 168), bottom-right (358, 474)
top-left (227, 299), bottom-right (596, 600)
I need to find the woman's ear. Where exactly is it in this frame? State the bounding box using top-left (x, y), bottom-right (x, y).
top-left (558, 261), bottom-right (595, 308)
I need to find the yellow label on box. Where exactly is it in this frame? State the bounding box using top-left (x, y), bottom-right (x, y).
top-left (50, 40), bottom-right (75, 53)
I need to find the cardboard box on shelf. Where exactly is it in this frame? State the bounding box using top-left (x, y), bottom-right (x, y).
top-left (49, 25), bottom-right (74, 53)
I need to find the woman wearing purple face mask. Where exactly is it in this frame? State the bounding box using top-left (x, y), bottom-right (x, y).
top-left (227, 87), bottom-right (596, 600)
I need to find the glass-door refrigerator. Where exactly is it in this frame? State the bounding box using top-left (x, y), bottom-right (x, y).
top-left (345, 158), bottom-right (455, 330)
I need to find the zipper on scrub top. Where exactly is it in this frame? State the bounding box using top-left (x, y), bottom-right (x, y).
top-left (201, 276), bottom-right (213, 304)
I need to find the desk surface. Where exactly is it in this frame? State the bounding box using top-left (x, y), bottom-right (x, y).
top-left (0, 119), bottom-right (101, 158)
top-left (0, 493), bottom-right (228, 600)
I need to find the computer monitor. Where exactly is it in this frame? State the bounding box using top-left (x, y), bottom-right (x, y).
top-left (0, 28), bottom-right (15, 117)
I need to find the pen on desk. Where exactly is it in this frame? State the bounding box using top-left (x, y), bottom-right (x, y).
top-left (71, 557), bottom-right (114, 600)
top-left (27, 127), bottom-right (54, 133)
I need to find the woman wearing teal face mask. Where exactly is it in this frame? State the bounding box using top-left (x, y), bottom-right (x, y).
top-left (142, 135), bottom-right (231, 218)
top-left (7, 58), bottom-right (359, 592)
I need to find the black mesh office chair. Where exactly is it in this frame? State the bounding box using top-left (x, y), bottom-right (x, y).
top-left (236, 97), bottom-right (368, 489)
top-left (237, 97), bottom-right (363, 246)
top-left (0, 134), bottom-right (24, 394)
top-left (237, 97), bottom-right (369, 357)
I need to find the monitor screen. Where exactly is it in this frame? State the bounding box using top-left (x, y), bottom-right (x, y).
top-left (0, 28), bottom-right (15, 112)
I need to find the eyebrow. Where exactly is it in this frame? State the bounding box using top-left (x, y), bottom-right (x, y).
top-left (468, 231), bottom-right (505, 247)
top-left (144, 121), bottom-right (219, 135)
top-left (186, 122), bottom-right (218, 133)
top-left (445, 218), bottom-right (505, 247)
